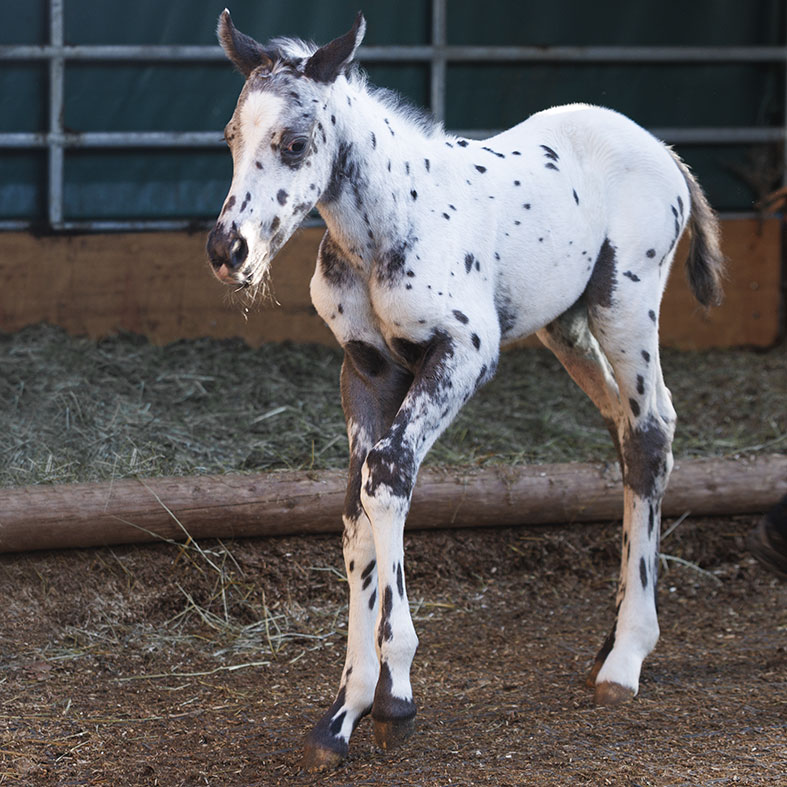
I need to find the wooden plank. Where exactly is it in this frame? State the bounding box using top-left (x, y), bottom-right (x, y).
top-left (0, 455), bottom-right (784, 554)
top-left (661, 218), bottom-right (783, 349)
top-left (0, 218), bottom-right (781, 348)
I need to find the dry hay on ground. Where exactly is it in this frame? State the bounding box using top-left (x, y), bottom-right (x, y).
top-left (1, 324), bottom-right (785, 487)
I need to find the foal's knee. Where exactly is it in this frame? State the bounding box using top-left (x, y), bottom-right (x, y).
top-left (360, 440), bottom-right (416, 520)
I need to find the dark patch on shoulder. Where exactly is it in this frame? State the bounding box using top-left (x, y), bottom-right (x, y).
top-left (545, 162), bottom-right (559, 171)
top-left (471, 333), bottom-right (481, 350)
top-left (629, 398), bottom-right (641, 417)
top-left (474, 165), bottom-right (487, 174)
top-left (377, 234), bottom-right (418, 284)
top-left (452, 309), bottom-right (469, 324)
top-left (623, 270), bottom-right (641, 282)
top-left (641, 349), bottom-right (651, 363)
top-left (648, 309), bottom-right (657, 323)
top-left (636, 375), bottom-right (645, 395)
top-left (646, 248), bottom-right (656, 258)
top-left (319, 235), bottom-right (353, 287)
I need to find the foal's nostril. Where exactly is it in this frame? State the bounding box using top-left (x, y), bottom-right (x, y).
top-left (206, 224), bottom-right (248, 273)
top-left (228, 235), bottom-right (248, 270)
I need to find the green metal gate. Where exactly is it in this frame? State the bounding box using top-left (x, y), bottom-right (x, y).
top-left (1, 0), bottom-right (784, 230)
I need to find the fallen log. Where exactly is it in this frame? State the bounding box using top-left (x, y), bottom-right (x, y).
top-left (0, 454), bottom-right (785, 554)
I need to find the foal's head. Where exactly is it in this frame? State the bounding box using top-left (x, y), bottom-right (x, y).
top-left (206, 10), bottom-right (365, 291)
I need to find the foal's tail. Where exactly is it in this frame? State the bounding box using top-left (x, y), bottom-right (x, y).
top-left (669, 149), bottom-right (726, 307)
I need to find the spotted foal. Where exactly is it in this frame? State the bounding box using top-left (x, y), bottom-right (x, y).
top-left (206, 10), bottom-right (725, 771)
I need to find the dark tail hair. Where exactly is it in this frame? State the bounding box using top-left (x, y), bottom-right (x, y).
top-left (668, 149), bottom-right (725, 307)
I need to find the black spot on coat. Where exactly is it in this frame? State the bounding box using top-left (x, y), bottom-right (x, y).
top-left (586, 238), bottom-right (617, 309)
top-left (464, 253), bottom-right (475, 273)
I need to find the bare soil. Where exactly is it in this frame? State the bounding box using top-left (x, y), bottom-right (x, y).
top-left (2, 513), bottom-right (785, 786)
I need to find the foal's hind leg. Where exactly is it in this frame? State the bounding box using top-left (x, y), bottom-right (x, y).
top-left (537, 298), bottom-right (623, 461)
top-left (584, 249), bottom-right (677, 705)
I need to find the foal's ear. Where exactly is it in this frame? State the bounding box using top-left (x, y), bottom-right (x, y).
top-left (217, 9), bottom-right (273, 78)
top-left (305, 12), bottom-right (366, 83)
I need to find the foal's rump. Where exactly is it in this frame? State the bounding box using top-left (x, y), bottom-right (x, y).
top-left (491, 103), bottom-right (723, 314)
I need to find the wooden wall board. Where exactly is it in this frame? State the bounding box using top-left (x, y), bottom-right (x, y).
top-left (0, 218), bottom-right (781, 349)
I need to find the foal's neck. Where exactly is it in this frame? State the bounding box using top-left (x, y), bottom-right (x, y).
top-left (317, 82), bottom-right (441, 273)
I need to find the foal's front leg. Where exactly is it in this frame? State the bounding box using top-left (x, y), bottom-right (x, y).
top-left (302, 342), bottom-right (412, 770)
top-left (360, 331), bottom-right (497, 748)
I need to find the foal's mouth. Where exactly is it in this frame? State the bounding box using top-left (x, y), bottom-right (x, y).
top-left (212, 262), bottom-right (250, 287)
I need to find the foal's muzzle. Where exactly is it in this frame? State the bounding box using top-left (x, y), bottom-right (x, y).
top-left (206, 223), bottom-right (249, 283)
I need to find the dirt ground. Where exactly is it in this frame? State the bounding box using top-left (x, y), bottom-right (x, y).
top-left (1, 511), bottom-right (785, 786)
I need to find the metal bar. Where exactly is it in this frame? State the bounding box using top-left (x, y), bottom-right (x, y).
top-left (47, 0), bottom-right (65, 228)
top-left (430, 0), bottom-right (447, 123)
top-left (2, 43), bottom-right (787, 64)
top-left (454, 127), bottom-right (786, 145)
top-left (783, 7), bottom-right (787, 187)
top-left (1, 126), bottom-right (783, 150)
top-left (0, 131), bottom-right (223, 148)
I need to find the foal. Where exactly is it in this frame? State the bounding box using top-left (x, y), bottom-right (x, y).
top-left (206, 11), bottom-right (724, 770)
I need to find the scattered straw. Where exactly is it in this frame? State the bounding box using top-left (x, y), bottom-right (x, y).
top-left (1, 324), bottom-right (784, 488)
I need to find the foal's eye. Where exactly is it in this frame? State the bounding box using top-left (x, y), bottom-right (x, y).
top-left (283, 136), bottom-right (308, 157)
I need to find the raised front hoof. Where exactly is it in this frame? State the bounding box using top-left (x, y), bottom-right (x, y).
top-left (300, 739), bottom-right (347, 773)
top-left (372, 715), bottom-right (416, 751)
top-left (594, 680), bottom-right (636, 706)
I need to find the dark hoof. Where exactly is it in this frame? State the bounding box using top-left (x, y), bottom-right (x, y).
top-left (300, 740), bottom-right (347, 772)
top-left (747, 514), bottom-right (787, 580)
top-left (594, 680), bottom-right (635, 706)
top-left (373, 715), bottom-right (416, 750)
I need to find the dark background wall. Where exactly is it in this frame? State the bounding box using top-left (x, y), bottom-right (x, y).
top-left (1, 0), bottom-right (784, 224)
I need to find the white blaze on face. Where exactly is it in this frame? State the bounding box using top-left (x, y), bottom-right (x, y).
top-left (228, 90), bottom-right (287, 288)
top-left (237, 90), bottom-right (286, 160)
